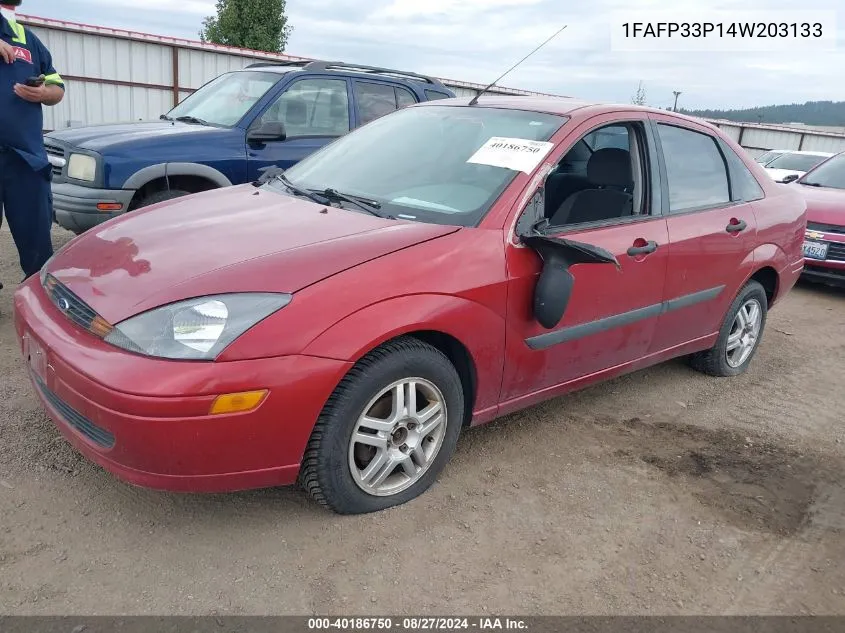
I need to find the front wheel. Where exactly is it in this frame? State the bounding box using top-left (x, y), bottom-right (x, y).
top-left (299, 337), bottom-right (464, 514)
top-left (690, 280), bottom-right (768, 377)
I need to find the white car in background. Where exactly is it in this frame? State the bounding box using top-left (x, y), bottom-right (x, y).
top-left (763, 150), bottom-right (834, 183)
top-left (754, 149), bottom-right (788, 166)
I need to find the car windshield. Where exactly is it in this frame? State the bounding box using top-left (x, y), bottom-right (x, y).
top-left (755, 151), bottom-right (780, 165)
top-left (800, 152), bottom-right (845, 189)
top-left (165, 71), bottom-right (282, 127)
top-left (277, 105), bottom-right (566, 226)
top-left (766, 152), bottom-right (830, 172)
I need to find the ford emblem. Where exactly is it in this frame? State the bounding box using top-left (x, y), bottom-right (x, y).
top-left (57, 297), bottom-right (71, 312)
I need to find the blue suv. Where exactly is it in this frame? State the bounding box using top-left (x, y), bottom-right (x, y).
top-left (45, 60), bottom-right (455, 233)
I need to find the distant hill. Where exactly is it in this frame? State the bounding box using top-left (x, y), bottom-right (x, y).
top-left (681, 101), bottom-right (845, 127)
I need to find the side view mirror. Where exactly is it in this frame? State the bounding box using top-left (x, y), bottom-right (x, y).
top-left (780, 174), bottom-right (799, 184)
top-left (247, 121), bottom-right (287, 144)
top-left (522, 235), bottom-right (621, 330)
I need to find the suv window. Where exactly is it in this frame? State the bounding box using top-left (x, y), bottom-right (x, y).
top-left (167, 71), bottom-right (280, 127)
top-left (396, 86), bottom-right (416, 109)
top-left (657, 124), bottom-right (730, 212)
top-left (355, 81), bottom-right (419, 125)
top-left (260, 78), bottom-right (350, 138)
top-left (425, 90), bottom-right (451, 101)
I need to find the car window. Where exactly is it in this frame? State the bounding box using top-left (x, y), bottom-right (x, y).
top-left (545, 123), bottom-right (648, 227)
top-left (765, 152), bottom-right (830, 172)
top-left (584, 125), bottom-right (629, 151)
top-left (260, 78), bottom-right (350, 138)
top-left (657, 124), bottom-right (730, 213)
top-left (396, 86), bottom-right (417, 109)
top-left (167, 71), bottom-right (281, 127)
top-left (800, 152), bottom-right (845, 189)
top-left (279, 106), bottom-right (567, 227)
top-left (719, 140), bottom-right (765, 202)
top-left (425, 90), bottom-right (451, 101)
top-left (355, 81), bottom-right (400, 125)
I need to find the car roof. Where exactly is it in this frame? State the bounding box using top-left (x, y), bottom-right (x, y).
top-left (414, 95), bottom-right (720, 125)
top-left (238, 60), bottom-right (448, 88)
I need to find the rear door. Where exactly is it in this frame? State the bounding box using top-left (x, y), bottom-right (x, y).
top-left (647, 115), bottom-right (759, 352)
top-left (500, 113), bottom-right (669, 406)
top-left (245, 76), bottom-right (352, 179)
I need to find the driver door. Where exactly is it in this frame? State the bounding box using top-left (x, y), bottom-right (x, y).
top-left (499, 115), bottom-right (670, 410)
top-left (245, 77), bottom-right (352, 180)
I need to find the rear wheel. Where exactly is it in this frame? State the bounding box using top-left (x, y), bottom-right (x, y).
top-left (690, 280), bottom-right (768, 377)
top-left (299, 337), bottom-right (464, 514)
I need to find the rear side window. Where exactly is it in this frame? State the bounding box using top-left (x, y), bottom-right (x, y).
top-left (657, 124), bottom-right (730, 213)
top-left (719, 139), bottom-right (765, 202)
top-left (425, 90), bottom-right (451, 101)
top-left (355, 82), bottom-right (420, 125)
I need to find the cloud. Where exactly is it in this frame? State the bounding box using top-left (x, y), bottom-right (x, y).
top-left (19, 0), bottom-right (845, 109)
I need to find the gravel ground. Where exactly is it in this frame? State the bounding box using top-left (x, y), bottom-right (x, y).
top-left (1, 225), bottom-right (844, 615)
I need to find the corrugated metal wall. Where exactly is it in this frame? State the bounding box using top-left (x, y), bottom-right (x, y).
top-left (707, 119), bottom-right (845, 156)
top-left (24, 17), bottom-right (556, 131)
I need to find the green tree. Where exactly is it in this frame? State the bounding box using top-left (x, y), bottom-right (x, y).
top-left (201, 0), bottom-right (293, 53)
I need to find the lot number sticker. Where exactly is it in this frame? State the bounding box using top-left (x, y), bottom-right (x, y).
top-left (467, 137), bottom-right (555, 173)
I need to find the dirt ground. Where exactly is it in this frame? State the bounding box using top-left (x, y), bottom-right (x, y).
top-left (1, 225), bottom-right (845, 616)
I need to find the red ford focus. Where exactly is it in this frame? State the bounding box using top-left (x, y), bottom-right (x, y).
top-left (15, 97), bottom-right (806, 514)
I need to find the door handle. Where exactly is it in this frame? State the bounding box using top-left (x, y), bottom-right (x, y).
top-left (627, 240), bottom-right (658, 256)
top-left (726, 219), bottom-right (747, 233)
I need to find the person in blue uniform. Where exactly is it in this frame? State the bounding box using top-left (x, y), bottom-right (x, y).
top-left (0, 0), bottom-right (65, 289)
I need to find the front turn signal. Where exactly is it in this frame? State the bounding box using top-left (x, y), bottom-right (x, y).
top-left (209, 390), bottom-right (268, 415)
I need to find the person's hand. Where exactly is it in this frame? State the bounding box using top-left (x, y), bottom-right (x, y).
top-left (0, 39), bottom-right (14, 64)
top-left (13, 82), bottom-right (47, 103)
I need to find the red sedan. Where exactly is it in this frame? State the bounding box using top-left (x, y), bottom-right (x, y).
top-left (790, 151), bottom-right (845, 286)
top-left (15, 97), bottom-right (806, 514)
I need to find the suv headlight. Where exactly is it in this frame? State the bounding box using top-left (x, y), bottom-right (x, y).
top-left (67, 153), bottom-right (97, 182)
top-left (104, 293), bottom-right (291, 360)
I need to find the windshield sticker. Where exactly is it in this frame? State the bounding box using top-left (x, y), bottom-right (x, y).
top-left (467, 137), bottom-right (555, 174)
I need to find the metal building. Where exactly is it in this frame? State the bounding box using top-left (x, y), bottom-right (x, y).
top-left (19, 14), bottom-right (565, 132)
top-left (705, 119), bottom-right (845, 158)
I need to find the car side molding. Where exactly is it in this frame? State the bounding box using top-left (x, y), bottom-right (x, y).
top-left (525, 285), bottom-right (725, 350)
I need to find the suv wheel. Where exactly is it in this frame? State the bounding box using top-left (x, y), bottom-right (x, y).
top-left (135, 189), bottom-right (192, 209)
top-left (300, 337), bottom-right (464, 514)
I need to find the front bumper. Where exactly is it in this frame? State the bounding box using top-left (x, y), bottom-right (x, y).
top-left (52, 182), bottom-right (135, 233)
top-left (802, 232), bottom-right (845, 287)
top-left (13, 277), bottom-right (352, 492)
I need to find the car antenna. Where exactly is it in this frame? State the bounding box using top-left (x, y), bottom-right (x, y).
top-left (468, 24), bottom-right (568, 106)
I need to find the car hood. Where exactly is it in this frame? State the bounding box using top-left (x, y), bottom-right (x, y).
top-left (764, 167), bottom-right (806, 182)
top-left (794, 184), bottom-right (845, 227)
top-left (46, 121), bottom-right (230, 152)
top-left (45, 185), bottom-right (460, 324)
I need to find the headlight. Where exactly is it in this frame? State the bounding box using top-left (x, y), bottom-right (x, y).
top-left (67, 153), bottom-right (97, 182)
top-left (104, 293), bottom-right (291, 360)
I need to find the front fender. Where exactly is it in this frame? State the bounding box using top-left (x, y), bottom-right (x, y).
top-left (302, 294), bottom-right (507, 416)
top-left (120, 162), bottom-right (234, 190)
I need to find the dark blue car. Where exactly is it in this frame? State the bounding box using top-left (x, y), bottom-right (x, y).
top-left (45, 60), bottom-right (455, 233)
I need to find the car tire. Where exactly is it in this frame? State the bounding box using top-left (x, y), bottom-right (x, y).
top-left (135, 189), bottom-right (192, 209)
top-left (299, 336), bottom-right (464, 515)
top-left (689, 280), bottom-right (768, 377)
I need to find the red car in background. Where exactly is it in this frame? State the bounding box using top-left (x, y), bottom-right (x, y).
top-left (791, 152), bottom-right (845, 287)
top-left (14, 97), bottom-right (806, 514)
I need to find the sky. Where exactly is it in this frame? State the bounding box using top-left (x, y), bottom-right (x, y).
top-left (17, 0), bottom-right (845, 110)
